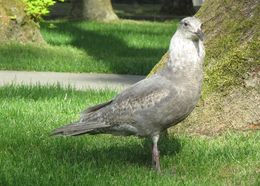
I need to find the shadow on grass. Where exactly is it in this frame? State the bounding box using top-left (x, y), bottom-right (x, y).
top-left (41, 21), bottom-right (169, 75)
top-left (51, 135), bottom-right (181, 169)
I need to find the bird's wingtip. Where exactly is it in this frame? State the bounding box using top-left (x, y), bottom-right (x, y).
top-left (49, 129), bottom-right (64, 137)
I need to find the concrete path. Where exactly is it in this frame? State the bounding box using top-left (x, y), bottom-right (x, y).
top-left (0, 71), bottom-right (145, 90)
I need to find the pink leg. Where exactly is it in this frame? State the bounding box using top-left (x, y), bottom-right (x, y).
top-left (152, 135), bottom-right (161, 172)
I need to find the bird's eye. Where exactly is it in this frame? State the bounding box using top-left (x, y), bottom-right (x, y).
top-left (184, 22), bottom-right (189, 26)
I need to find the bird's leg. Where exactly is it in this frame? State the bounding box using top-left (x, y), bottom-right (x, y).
top-left (152, 134), bottom-right (161, 172)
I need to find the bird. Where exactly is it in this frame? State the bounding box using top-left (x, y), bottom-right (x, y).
top-left (51, 17), bottom-right (205, 172)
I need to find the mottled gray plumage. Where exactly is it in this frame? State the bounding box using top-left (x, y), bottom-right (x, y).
top-left (51, 17), bottom-right (205, 171)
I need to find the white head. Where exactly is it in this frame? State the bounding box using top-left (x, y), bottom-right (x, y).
top-left (178, 17), bottom-right (204, 41)
top-left (168, 17), bottom-right (205, 69)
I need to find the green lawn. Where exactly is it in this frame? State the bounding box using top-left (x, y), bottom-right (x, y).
top-left (0, 85), bottom-right (259, 186)
top-left (0, 20), bottom-right (177, 75)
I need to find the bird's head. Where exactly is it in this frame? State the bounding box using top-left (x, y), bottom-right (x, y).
top-left (178, 17), bottom-right (204, 41)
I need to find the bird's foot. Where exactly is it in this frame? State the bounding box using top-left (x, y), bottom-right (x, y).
top-left (152, 147), bottom-right (161, 173)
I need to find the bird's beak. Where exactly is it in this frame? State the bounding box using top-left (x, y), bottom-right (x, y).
top-left (195, 29), bottom-right (204, 41)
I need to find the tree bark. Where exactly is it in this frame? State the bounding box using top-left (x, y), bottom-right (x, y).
top-left (0, 0), bottom-right (44, 43)
top-left (70, 0), bottom-right (118, 21)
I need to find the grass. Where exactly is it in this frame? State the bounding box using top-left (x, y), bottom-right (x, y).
top-left (0, 20), bottom-right (177, 75)
top-left (0, 85), bottom-right (259, 186)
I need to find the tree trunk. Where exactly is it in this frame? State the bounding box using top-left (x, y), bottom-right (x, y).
top-left (150, 0), bottom-right (260, 135)
top-left (0, 0), bottom-right (44, 43)
top-left (70, 0), bottom-right (118, 21)
top-left (160, 0), bottom-right (195, 16)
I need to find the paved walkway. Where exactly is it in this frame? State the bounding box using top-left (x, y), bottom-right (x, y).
top-left (0, 71), bottom-right (145, 90)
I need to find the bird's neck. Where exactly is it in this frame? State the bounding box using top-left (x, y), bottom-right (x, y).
top-left (168, 30), bottom-right (205, 71)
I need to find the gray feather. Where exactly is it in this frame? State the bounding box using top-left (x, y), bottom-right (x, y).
top-left (51, 121), bottom-right (110, 136)
top-left (81, 100), bottom-right (113, 115)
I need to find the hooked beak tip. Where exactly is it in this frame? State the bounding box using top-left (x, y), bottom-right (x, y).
top-left (196, 30), bottom-right (204, 41)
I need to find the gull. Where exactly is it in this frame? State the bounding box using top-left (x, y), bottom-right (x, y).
top-left (51, 17), bottom-right (205, 172)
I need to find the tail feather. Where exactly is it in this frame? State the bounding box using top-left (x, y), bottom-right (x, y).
top-left (50, 121), bottom-right (110, 136)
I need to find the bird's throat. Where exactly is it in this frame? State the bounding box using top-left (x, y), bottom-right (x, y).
top-left (168, 33), bottom-right (204, 71)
